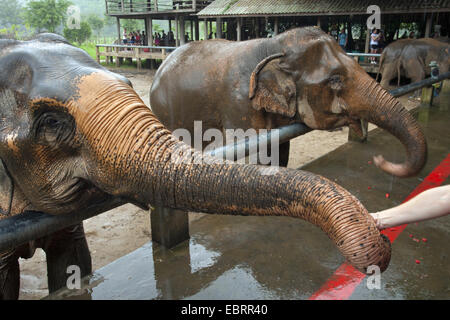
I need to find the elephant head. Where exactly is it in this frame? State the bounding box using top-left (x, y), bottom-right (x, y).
top-left (249, 27), bottom-right (427, 178)
top-left (0, 34), bottom-right (391, 273)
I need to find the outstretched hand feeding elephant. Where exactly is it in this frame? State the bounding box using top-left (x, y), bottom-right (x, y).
top-left (151, 27), bottom-right (427, 177)
top-left (0, 32), bottom-right (394, 299)
top-left (377, 38), bottom-right (450, 89)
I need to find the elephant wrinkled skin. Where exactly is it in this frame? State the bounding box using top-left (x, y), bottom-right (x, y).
top-left (0, 32), bottom-right (394, 298)
top-left (151, 27), bottom-right (427, 178)
top-left (378, 38), bottom-right (450, 89)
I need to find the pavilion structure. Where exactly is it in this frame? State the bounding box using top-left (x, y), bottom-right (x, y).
top-left (105, 0), bottom-right (450, 52)
top-left (105, 0), bottom-right (215, 46)
top-left (196, 0), bottom-right (450, 52)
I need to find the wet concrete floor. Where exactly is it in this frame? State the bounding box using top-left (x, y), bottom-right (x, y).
top-left (47, 95), bottom-right (450, 300)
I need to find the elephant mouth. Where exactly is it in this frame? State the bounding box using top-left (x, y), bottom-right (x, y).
top-left (348, 118), bottom-right (367, 138)
top-left (51, 178), bottom-right (107, 210)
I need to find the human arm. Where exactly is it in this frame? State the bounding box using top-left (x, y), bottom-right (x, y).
top-left (370, 185), bottom-right (450, 229)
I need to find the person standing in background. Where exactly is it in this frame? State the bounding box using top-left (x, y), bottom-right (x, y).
top-left (338, 28), bottom-right (348, 51)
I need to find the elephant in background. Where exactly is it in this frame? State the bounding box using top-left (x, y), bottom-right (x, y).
top-left (0, 33), bottom-right (393, 299)
top-left (150, 27), bottom-right (427, 178)
top-left (377, 38), bottom-right (450, 89)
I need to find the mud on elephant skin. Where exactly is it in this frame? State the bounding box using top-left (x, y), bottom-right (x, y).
top-left (377, 38), bottom-right (450, 89)
top-left (0, 33), bottom-right (392, 298)
top-left (151, 27), bottom-right (427, 178)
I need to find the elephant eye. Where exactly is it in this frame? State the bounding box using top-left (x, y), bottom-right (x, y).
top-left (44, 117), bottom-right (60, 128)
top-left (35, 112), bottom-right (76, 149)
top-left (329, 75), bottom-right (344, 90)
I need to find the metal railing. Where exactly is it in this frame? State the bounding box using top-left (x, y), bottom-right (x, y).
top-left (105, 0), bottom-right (213, 14)
top-left (1, 72), bottom-right (449, 253)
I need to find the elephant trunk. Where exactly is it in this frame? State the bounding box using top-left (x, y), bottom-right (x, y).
top-left (70, 73), bottom-right (391, 273)
top-left (147, 153), bottom-right (392, 273)
top-left (352, 73), bottom-right (427, 178)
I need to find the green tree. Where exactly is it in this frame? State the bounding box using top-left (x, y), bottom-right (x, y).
top-left (0, 0), bottom-right (23, 28)
top-left (25, 0), bottom-right (72, 33)
top-left (63, 20), bottom-right (91, 44)
top-left (87, 14), bottom-right (104, 34)
top-left (121, 19), bottom-right (144, 33)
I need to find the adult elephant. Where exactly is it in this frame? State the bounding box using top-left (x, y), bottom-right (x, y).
top-left (377, 38), bottom-right (450, 89)
top-left (0, 33), bottom-right (393, 299)
top-left (150, 27), bottom-right (427, 177)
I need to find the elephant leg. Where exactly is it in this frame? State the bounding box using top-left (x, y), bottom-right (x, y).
top-left (278, 141), bottom-right (290, 168)
top-left (0, 250), bottom-right (20, 300)
top-left (404, 59), bottom-right (425, 84)
top-left (40, 222), bottom-right (92, 293)
top-left (380, 63), bottom-right (399, 89)
top-left (403, 59), bottom-right (425, 98)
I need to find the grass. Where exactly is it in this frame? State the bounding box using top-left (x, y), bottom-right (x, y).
top-left (77, 43), bottom-right (97, 60)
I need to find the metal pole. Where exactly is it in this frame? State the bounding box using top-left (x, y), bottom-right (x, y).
top-left (0, 199), bottom-right (125, 252)
top-left (389, 71), bottom-right (450, 97)
top-left (205, 123), bottom-right (312, 161)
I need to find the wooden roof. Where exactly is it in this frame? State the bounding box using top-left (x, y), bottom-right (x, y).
top-left (197, 0), bottom-right (450, 17)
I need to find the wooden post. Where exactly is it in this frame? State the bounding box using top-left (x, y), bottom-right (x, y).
top-left (116, 17), bottom-right (121, 44)
top-left (115, 47), bottom-right (120, 67)
top-left (190, 19), bottom-right (194, 42)
top-left (175, 15), bottom-right (180, 46)
top-left (204, 19), bottom-right (208, 39)
top-left (217, 19), bottom-right (221, 39)
top-left (365, 29), bottom-right (370, 53)
top-left (147, 18), bottom-right (153, 46)
top-left (255, 17), bottom-right (260, 38)
top-left (317, 16), bottom-right (321, 29)
top-left (195, 18), bottom-right (200, 41)
top-left (180, 16), bottom-right (186, 45)
top-left (236, 17), bottom-right (242, 41)
top-left (121, 0), bottom-right (124, 12)
top-left (137, 48), bottom-right (142, 70)
top-left (364, 29), bottom-right (370, 63)
top-left (155, 0), bottom-right (158, 11)
top-left (421, 86), bottom-right (434, 106)
top-left (96, 45), bottom-right (100, 64)
top-left (274, 17), bottom-right (279, 35)
top-left (425, 13), bottom-right (433, 38)
top-left (151, 207), bottom-right (189, 248)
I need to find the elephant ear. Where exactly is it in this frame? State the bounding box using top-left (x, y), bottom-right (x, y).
top-left (249, 53), bottom-right (297, 118)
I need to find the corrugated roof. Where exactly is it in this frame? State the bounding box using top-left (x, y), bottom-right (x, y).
top-left (197, 0), bottom-right (450, 17)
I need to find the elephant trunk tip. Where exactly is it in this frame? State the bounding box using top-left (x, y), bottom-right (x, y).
top-left (373, 150), bottom-right (427, 178)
